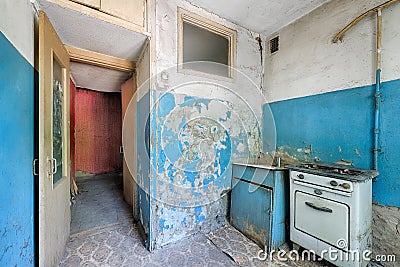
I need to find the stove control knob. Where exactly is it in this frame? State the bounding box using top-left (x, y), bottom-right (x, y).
top-left (297, 174), bottom-right (304, 179)
top-left (341, 183), bottom-right (351, 190)
top-left (330, 180), bottom-right (338, 186)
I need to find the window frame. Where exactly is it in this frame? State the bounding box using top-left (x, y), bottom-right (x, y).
top-left (177, 7), bottom-right (237, 80)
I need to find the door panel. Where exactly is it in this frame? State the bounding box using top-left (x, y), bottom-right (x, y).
top-left (121, 76), bottom-right (137, 214)
top-left (38, 11), bottom-right (71, 266)
top-left (230, 178), bottom-right (272, 249)
top-left (294, 191), bottom-right (349, 249)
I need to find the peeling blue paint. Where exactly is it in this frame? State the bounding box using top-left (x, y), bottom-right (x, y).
top-left (265, 79), bottom-right (400, 207)
top-left (150, 90), bottom-right (262, 248)
top-left (158, 93), bottom-right (176, 118)
top-left (137, 90), bottom-right (151, 241)
top-left (194, 206), bottom-right (206, 224)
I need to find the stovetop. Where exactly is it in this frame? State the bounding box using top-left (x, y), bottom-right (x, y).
top-left (286, 163), bottom-right (379, 182)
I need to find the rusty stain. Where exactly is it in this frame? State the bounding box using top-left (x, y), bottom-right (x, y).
top-left (242, 220), bottom-right (268, 248)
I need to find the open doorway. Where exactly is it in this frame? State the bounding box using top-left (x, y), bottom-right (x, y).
top-left (35, 0), bottom-right (147, 264)
top-left (69, 79), bottom-right (132, 236)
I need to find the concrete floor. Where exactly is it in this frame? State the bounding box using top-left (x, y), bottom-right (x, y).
top-left (59, 173), bottom-right (327, 266)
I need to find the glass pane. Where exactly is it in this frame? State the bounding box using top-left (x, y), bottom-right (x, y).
top-left (183, 22), bottom-right (230, 77)
top-left (53, 57), bottom-right (63, 184)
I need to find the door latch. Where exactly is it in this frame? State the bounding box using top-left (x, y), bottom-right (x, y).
top-left (47, 157), bottom-right (57, 180)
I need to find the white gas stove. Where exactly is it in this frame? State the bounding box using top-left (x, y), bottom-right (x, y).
top-left (287, 163), bottom-right (379, 267)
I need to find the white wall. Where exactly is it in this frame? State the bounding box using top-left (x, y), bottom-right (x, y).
top-left (155, 0), bottom-right (263, 88)
top-left (136, 40), bottom-right (151, 100)
top-left (264, 0), bottom-right (400, 103)
top-left (0, 0), bottom-right (35, 66)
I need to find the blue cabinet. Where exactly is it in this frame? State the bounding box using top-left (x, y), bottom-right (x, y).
top-left (230, 163), bottom-right (289, 251)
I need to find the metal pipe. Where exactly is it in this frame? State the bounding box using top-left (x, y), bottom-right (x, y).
top-left (373, 9), bottom-right (382, 171)
top-left (333, 0), bottom-right (400, 43)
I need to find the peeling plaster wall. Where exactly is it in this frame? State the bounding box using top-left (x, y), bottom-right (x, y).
top-left (136, 43), bottom-right (152, 234)
top-left (148, 0), bottom-right (265, 249)
top-left (155, 0), bottom-right (264, 89)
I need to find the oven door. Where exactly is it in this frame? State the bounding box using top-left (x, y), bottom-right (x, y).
top-left (294, 191), bottom-right (349, 249)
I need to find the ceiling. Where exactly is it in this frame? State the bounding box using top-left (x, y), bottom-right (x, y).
top-left (188, 0), bottom-right (329, 36)
top-left (70, 62), bottom-right (132, 92)
top-left (36, 0), bottom-right (329, 92)
top-left (36, 0), bottom-right (147, 92)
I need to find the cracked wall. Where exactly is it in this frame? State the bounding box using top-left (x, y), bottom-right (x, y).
top-left (147, 0), bottom-right (266, 248)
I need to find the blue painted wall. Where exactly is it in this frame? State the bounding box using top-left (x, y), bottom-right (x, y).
top-left (148, 90), bottom-right (262, 248)
top-left (0, 33), bottom-right (35, 265)
top-left (136, 91), bottom-right (151, 240)
top-left (263, 79), bottom-right (400, 207)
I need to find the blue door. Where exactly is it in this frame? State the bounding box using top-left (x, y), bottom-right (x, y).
top-left (230, 177), bottom-right (272, 250)
top-left (0, 32), bottom-right (35, 266)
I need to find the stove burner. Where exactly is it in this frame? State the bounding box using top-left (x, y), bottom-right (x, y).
top-left (300, 163), bottom-right (363, 176)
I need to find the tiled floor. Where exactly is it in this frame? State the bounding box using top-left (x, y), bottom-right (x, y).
top-left (59, 173), bottom-right (328, 266)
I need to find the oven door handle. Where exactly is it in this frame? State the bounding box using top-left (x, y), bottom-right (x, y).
top-left (305, 202), bottom-right (333, 213)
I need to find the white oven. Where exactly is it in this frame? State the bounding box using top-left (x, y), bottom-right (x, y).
top-left (288, 164), bottom-right (378, 267)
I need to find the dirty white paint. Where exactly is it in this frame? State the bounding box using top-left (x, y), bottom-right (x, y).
top-left (70, 62), bottom-right (131, 92)
top-left (146, 0), bottom-right (268, 249)
top-left (36, 0), bottom-right (148, 93)
top-left (36, 0), bottom-right (147, 60)
top-left (188, 0), bottom-right (329, 36)
top-left (0, 0), bottom-right (35, 66)
top-left (39, 178), bottom-right (71, 267)
top-left (264, 0), bottom-right (400, 103)
top-left (154, 0), bottom-right (264, 91)
top-left (136, 41), bottom-right (151, 100)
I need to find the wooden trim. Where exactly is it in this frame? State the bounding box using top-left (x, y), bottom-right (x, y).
top-left (177, 7), bottom-right (237, 80)
top-left (333, 0), bottom-right (400, 43)
top-left (65, 45), bottom-right (135, 72)
top-left (46, 0), bottom-right (150, 36)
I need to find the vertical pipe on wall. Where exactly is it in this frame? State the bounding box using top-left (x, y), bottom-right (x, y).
top-left (373, 9), bottom-right (382, 171)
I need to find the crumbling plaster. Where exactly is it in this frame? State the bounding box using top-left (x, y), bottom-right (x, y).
top-left (145, 0), bottom-right (268, 249)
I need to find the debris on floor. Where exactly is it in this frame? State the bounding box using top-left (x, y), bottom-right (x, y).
top-left (60, 172), bottom-right (332, 266)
